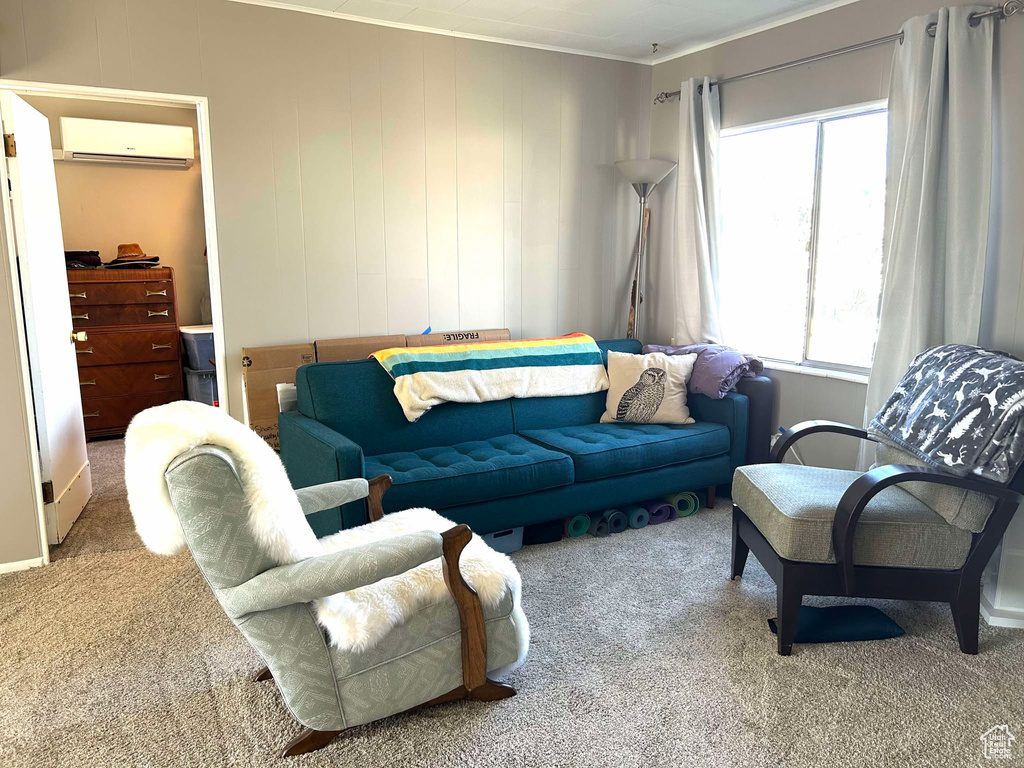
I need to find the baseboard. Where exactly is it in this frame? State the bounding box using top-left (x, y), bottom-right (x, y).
top-left (981, 591), bottom-right (1024, 629)
top-left (0, 556), bottom-right (45, 575)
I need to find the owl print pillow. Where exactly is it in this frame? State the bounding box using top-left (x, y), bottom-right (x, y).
top-left (600, 351), bottom-right (698, 425)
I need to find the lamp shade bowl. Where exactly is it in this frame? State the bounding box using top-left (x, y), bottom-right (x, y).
top-left (614, 158), bottom-right (676, 185)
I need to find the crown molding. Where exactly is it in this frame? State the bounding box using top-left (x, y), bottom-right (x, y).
top-left (227, 0), bottom-right (645, 63)
top-left (228, 0), bottom-right (868, 69)
top-left (650, 0), bottom-right (867, 66)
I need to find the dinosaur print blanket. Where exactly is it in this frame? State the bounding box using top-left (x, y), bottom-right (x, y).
top-left (869, 344), bottom-right (1024, 483)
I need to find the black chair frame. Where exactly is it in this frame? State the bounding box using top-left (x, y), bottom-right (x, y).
top-left (731, 420), bottom-right (1024, 655)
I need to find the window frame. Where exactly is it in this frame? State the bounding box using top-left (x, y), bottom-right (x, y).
top-left (720, 100), bottom-right (888, 376)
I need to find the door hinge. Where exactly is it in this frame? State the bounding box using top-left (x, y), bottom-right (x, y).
top-left (3, 133), bottom-right (15, 158)
top-left (41, 481), bottom-right (53, 504)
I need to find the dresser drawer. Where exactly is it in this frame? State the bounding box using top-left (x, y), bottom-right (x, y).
top-left (68, 281), bottom-right (174, 306)
top-left (71, 303), bottom-right (175, 328)
top-left (79, 362), bottom-right (183, 398)
top-left (82, 391), bottom-right (183, 433)
top-left (75, 330), bottom-right (179, 367)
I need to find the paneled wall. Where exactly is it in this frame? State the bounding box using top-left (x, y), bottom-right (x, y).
top-left (0, 0), bottom-right (651, 420)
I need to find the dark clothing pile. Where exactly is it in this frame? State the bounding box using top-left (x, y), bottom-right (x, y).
top-left (644, 342), bottom-right (764, 399)
top-left (65, 250), bottom-right (101, 269)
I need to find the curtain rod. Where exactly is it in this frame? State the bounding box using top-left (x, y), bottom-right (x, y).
top-left (653, 0), bottom-right (1022, 104)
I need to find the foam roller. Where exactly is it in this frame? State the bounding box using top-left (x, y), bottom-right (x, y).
top-left (625, 504), bottom-right (649, 529)
top-left (664, 490), bottom-right (700, 518)
top-left (643, 499), bottom-right (677, 525)
top-left (565, 513), bottom-right (591, 538)
top-left (602, 508), bottom-right (628, 534)
top-left (587, 513), bottom-right (610, 537)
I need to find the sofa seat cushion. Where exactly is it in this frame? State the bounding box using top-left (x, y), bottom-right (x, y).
top-left (365, 434), bottom-right (574, 511)
top-left (520, 422), bottom-right (730, 482)
top-left (733, 464), bottom-right (972, 570)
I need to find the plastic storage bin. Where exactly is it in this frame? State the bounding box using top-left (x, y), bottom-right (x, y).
top-left (481, 526), bottom-right (524, 554)
top-left (180, 324), bottom-right (215, 369)
top-left (184, 367), bottom-right (219, 406)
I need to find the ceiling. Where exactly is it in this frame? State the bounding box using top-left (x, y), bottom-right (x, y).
top-left (240, 0), bottom-right (856, 62)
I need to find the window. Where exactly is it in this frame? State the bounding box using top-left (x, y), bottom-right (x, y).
top-left (718, 108), bottom-right (888, 371)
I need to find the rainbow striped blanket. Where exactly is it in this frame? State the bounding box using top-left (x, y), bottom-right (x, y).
top-left (372, 333), bottom-right (610, 422)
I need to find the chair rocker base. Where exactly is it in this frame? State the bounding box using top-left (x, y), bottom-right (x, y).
top-left (254, 666), bottom-right (273, 682)
top-left (731, 505), bottom-right (981, 656)
top-left (279, 679), bottom-right (516, 757)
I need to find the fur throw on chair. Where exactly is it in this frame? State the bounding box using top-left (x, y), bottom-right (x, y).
top-left (124, 401), bottom-right (525, 654)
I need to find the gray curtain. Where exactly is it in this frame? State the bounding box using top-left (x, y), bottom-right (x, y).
top-left (671, 76), bottom-right (723, 345)
top-left (860, 5), bottom-right (995, 465)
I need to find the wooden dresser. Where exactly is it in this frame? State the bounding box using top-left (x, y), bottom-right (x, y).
top-left (68, 267), bottom-right (184, 438)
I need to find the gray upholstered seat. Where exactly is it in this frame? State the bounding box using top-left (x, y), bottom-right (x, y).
top-left (161, 443), bottom-right (527, 750)
top-left (733, 464), bottom-right (972, 570)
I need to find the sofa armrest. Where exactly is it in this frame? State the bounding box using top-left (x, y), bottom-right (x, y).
top-left (219, 530), bottom-right (443, 618)
top-left (735, 376), bottom-right (774, 465)
top-left (279, 411), bottom-right (366, 535)
top-left (688, 391), bottom-right (749, 472)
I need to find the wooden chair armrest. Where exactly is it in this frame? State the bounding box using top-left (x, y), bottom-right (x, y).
top-left (366, 474), bottom-right (392, 522)
top-left (772, 420), bottom-right (875, 463)
top-left (440, 524), bottom-right (488, 692)
top-left (833, 464), bottom-right (1021, 593)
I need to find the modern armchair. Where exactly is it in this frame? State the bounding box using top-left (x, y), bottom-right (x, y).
top-left (730, 420), bottom-right (1023, 656)
top-left (157, 442), bottom-right (527, 756)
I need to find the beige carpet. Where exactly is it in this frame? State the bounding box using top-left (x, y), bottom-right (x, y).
top-left (2, 443), bottom-right (1021, 767)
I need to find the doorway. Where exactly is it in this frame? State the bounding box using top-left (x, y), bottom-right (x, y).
top-left (0, 81), bottom-right (226, 563)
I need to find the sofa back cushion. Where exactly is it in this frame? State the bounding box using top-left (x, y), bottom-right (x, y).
top-left (296, 358), bottom-right (516, 455)
top-left (511, 339), bottom-right (642, 430)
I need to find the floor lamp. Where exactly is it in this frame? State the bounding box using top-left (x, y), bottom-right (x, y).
top-left (615, 159), bottom-right (676, 341)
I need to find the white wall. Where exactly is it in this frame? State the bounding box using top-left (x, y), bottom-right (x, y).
top-left (0, 0), bottom-right (650, 421)
top-left (649, 0), bottom-right (1024, 470)
top-left (0, 213), bottom-right (44, 567)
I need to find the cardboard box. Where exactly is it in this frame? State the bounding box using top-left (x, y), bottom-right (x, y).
top-left (403, 328), bottom-right (511, 348)
top-left (241, 343), bottom-right (315, 449)
top-left (243, 330), bottom-right (510, 448)
top-left (314, 334), bottom-right (406, 363)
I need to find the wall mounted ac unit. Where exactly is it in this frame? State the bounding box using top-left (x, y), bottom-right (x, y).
top-left (59, 117), bottom-right (194, 169)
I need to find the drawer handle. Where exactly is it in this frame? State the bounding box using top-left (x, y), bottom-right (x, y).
top-left (153, 373), bottom-right (175, 380)
top-left (71, 312), bottom-right (89, 320)
top-left (76, 347), bottom-right (93, 355)
top-left (151, 342), bottom-right (173, 350)
top-left (83, 411), bottom-right (100, 418)
top-left (80, 379), bottom-right (97, 386)
top-left (69, 291), bottom-right (87, 299)
top-left (146, 289), bottom-right (168, 297)
top-left (148, 310), bottom-right (170, 318)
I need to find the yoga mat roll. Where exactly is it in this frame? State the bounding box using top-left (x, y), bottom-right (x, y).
top-left (587, 513), bottom-right (610, 537)
top-left (625, 504), bottom-right (649, 529)
top-left (643, 499), bottom-right (677, 525)
top-left (602, 508), bottom-right (628, 534)
top-left (565, 513), bottom-right (591, 538)
top-left (664, 490), bottom-right (700, 518)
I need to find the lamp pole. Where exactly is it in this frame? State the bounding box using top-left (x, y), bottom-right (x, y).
top-left (615, 159), bottom-right (676, 344)
top-left (627, 184), bottom-right (651, 341)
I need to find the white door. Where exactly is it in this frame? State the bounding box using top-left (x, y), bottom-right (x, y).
top-left (0, 91), bottom-right (92, 544)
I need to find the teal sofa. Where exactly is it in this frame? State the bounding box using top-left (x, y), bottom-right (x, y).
top-left (279, 339), bottom-right (750, 537)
